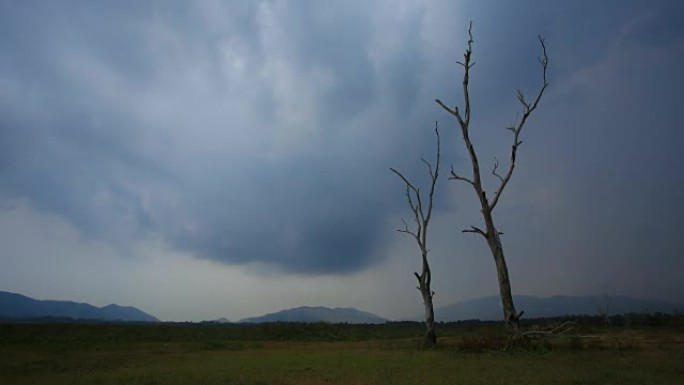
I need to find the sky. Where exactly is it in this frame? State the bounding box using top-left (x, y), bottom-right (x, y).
top-left (1, 0), bottom-right (683, 322)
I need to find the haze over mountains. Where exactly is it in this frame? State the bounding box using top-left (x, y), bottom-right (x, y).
top-left (432, 295), bottom-right (684, 322)
top-left (227, 295), bottom-right (684, 324)
top-left (2, 291), bottom-right (682, 324)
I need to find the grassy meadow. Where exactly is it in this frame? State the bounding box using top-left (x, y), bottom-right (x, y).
top-left (1, 318), bottom-right (683, 385)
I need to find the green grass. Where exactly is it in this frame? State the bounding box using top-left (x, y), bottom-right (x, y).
top-left (1, 322), bottom-right (683, 384)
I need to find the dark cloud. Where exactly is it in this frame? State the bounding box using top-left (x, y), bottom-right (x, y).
top-left (0, 0), bottom-right (421, 274)
top-left (1, 0), bottom-right (683, 297)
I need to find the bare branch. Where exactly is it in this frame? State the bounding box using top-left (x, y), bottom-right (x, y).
top-left (456, 61), bottom-right (476, 69)
top-left (420, 157), bottom-right (434, 179)
top-left (522, 321), bottom-right (576, 338)
top-left (392, 130), bottom-right (439, 271)
top-left (390, 168), bottom-right (419, 202)
top-left (517, 90), bottom-right (530, 111)
top-left (437, 21), bottom-right (489, 217)
top-left (390, 168), bottom-right (424, 226)
top-left (449, 165), bottom-right (474, 185)
top-left (396, 217), bottom-right (418, 238)
top-left (403, 185), bottom-right (417, 219)
top-left (462, 225), bottom-right (487, 238)
top-left (492, 157), bottom-right (504, 183)
top-left (435, 99), bottom-right (465, 127)
top-left (436, 21), bottom-right (476, 133)
top-left (390, 167), bottom-right (420, 204)
top-left (463, 21), bottom-right (474, 126)
top-left (489, 35), bottom-right (549, 212)
top-left (424, 122), bottom-right (441, 225)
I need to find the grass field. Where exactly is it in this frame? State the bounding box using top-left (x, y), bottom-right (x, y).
top-left (1, 321), bottom-right (683, 384)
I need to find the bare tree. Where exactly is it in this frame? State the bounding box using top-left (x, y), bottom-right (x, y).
top-left (390, 122), bottom-right (441, 347)
top-left (435, 23), bottom-right (549, 331)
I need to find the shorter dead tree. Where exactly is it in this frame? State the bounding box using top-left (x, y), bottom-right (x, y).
top-left (390, 122), bottom-right (441, 347)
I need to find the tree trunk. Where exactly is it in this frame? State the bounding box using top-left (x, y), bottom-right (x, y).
top-left (421, 289), bottom-right (437, 347)
top-left (418, 255), bottom-right (437, 347)
top-left (485, 220), bottom-right (520, 331)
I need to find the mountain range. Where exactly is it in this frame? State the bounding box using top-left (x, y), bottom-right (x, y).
top-left (238, 306), bottom-right (387, 324)
top-left (204, 295), bottom-right (684, 324)
top-left (0, 291), bottom-right (159, 322)
top-left (433, 295), bottom-right (684, 322)
top-left (3, 290), bottom-right (682, 324)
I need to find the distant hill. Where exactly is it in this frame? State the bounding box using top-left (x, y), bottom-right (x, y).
top-left (434, 295), bottom-right (684, 321)
top-left (0, 291), bottom-right (159, 322)
top-left (239, 306), bottom-right (387, 324)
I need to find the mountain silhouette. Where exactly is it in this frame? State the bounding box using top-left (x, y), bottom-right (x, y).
top-left (0, 291), bottom-right (159, 322)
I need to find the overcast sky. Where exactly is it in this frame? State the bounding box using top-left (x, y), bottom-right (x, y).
top-left (1, 0), bottom-right (683, 322)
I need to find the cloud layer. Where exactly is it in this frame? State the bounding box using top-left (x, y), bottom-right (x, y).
top-left (1, 1), bottom-right (432, 273)
top-left (1, 1), bottom-right (683, 319)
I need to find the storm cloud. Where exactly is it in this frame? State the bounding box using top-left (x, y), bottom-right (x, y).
top-left (1, 0), bottom-right (430, 273)
top-left (1, 0), bottom-right (684, 319)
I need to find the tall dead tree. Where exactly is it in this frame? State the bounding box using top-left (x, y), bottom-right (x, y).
top-left (435, 23), bottom-right (549, 331)
top-left (390, 122), bottom-right (441, 347)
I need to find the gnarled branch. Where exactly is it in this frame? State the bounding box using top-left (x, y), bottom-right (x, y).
top-left (390, 123), bottom-right (441, 249)
top-left (435, 99), bottom-right (465, 128)
top-left (396, 217), bottom-right (419, 240)
top-left (449, 165), bottom-right (474, 185)
top-left (492, 157), bottom-right (504, 183)
top-left (489, 35), bottom-right (549, 212)
top-left (462, 225), bottom-right (487, 238)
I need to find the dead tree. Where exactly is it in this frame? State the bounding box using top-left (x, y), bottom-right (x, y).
top-left (436, 23), bottom-right (549, 331)
top-left (390, 122), bottom-right (441, 347)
